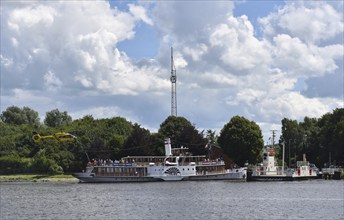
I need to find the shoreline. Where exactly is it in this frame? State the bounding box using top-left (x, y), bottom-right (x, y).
top-left (0, 174), bottom-right (79, 183)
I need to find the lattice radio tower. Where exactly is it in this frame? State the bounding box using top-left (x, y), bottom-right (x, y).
top-left (170, 47), bottom-right (177, 116)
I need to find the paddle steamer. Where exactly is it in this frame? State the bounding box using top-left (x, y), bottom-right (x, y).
top-left (73, 138), bottom-right (246, 182)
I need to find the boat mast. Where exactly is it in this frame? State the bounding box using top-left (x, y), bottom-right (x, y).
top-left (282, 142), bottom-right (285, 174)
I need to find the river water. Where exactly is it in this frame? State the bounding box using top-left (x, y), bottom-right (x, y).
top-left (1, 180), bottom-right (343, 220)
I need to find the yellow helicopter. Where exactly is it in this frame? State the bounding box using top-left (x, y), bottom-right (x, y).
top-left (32, 131), bottom-right (77, 143)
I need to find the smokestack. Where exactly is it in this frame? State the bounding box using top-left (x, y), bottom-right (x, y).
top-left (164, 138), bottom-right (172, 156)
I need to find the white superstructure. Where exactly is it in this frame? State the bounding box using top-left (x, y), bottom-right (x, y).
top-left (250, 145), bottom-right (318, 181)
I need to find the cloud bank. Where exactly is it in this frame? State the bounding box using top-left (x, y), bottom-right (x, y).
top-left (1, 0), bottom-right (343, 140)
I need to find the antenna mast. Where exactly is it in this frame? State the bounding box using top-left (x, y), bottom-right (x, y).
top-left (170, 47), bottom-right (177, 116)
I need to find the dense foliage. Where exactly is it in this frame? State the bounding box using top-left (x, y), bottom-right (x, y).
top-left (0, 106), bottom-right (40, 126)
top-left (0, 108), bottom-right (208, 174)
top-left (1, 106), bottom-right (343, 174)
top-left (217, 116), bottom-right (264, 166)
top-left (44, 109), bottom-right (72, 127)
top-left (280, 108), bottom-right (344, 168)
top-left (158, 116), bottom-right (208, 155)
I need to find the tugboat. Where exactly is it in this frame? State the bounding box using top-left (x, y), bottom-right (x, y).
top-left (73, 138), bottom-right (247, 183)
top-left (248, 145), bottom-right (318, 181)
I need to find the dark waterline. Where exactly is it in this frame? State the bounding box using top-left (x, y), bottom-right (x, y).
top-left (1, 180), bottom-right (343, 220)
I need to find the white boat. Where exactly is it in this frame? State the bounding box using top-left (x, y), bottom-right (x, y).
top-left (248, 146), bottom-right (318, 181)
top-left (73, 138), bottom-right (247, 182)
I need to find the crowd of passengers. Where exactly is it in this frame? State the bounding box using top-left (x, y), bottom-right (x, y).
top-left (86, 157), bottom-right (225, 167)
top-left (87, 158), bottom-right (136, 167)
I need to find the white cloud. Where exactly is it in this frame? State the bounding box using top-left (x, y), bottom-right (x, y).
top-left (209, 15), bottom-right (272, 71)
top-left (0, 88), bottom-right (61, 119)
top-left (173, 51), bottom-right (188, 69)
top-left (151, 1), bottom-right (342, 130)
top-left (183, 44), bottom-right (208, 61)
top-left (0, 55), bottom-right (14, 67)
top-left (8, 4), bottom-right (57, 31)
top-left (70, 106), bottom-right (124, 120)
top-left (1, 1), bottom-right (164, 97)
top-left (256, 92), bottom-right (341, 121)
top-left (225, 87), bottom-right (341, 125)
top-left (199, 72), bottom-right (237, 88)
top-left (152, 1), bottom-right (234, 46)
top-left (128, 4), bottom-right (153, 25)
top-left (259, 1), bottom-right (343, 43)
top-left (272, 34), bottom-right (343, 77)
top-left (44, 70), bottom-right (63, 92)
top-left (11, 37), bottom-right (19, 47)
top-left (1, 0), bottom-right (343, 142)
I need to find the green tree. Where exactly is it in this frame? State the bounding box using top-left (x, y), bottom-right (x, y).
top-left (67, 116), bottom-right (133, 161)
top-left (0, 122), bottom-right (37, 157)
top-left (1, 106), bottom-right (40, 126)
top-left (158, 116), bottom-right (192, 147)
top-left (158, 116), bottom-right (207, 155)
top-left (318, 108), bottom-right (344, 167)
top-left (280, 108), bottom-right (344, 168)
top-left (299, 117), bottom-right (320, 166)
top-left (32, 149), bottom-right (63, 174)
top-left (122, 124), bottom-right (151, 156)
top-left (149, 133), bottom-right (165, 156)
top-left (205, 129), bottom-right (217, 143)
top-left (44, 109), bottom-right (72, 127)
top-left (0, 154), bottom-right (32, 174)
top-left (178, 124), bottom-right (207, 155)
top-left (218, 116), bottom-right (263, 166)
top-left (280, 118), bottom-right (302, 167)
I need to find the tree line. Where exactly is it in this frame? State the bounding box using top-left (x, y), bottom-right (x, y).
top-left (0, 105), bottom-right (342, 174)
top-left (279, 108), bottom-right (344, 168)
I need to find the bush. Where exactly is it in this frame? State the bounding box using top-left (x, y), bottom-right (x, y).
top-left (0, 155), bottom-right (32, 174)
top-left (32, 154), bottom-right (63, 174)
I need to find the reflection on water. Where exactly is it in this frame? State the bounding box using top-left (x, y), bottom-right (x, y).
top-left (1, 180), bottom-right (343, 219)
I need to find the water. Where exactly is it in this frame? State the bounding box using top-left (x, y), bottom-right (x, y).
top-left (1, 180), bottom-right (343, 220)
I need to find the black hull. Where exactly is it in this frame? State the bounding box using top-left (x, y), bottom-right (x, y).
top-left (248, 176), bottom-right (293, 181)
top-left (75, 176), bottom-right (163, 183)
top-left (248, 175), bottom-right (318, 182)
top-left (187, 173), bottom-right (246, 181)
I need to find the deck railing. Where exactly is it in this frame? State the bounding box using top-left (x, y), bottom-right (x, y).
top-left (87, 160), bottom-right (225, 167)
top-left (322, 168), bottom-right (343, 174)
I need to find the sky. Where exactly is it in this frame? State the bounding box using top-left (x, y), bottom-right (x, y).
top-left (1, 0), bottom-right (343, 143)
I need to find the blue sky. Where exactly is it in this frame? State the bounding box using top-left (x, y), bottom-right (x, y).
top-left (117, 0), bottom-right (287, 60)
top-left (117, 20), bottom-right (159, 60)
top-left (1, 0), bottom-right (343, 142)
top-left (113, 1), bottom-right (160, 60)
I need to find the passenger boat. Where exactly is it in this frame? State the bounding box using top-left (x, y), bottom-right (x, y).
top-left (73, 138), bottom-right (247, 182)
top-left (247, 146), bottom-right (318, 181)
